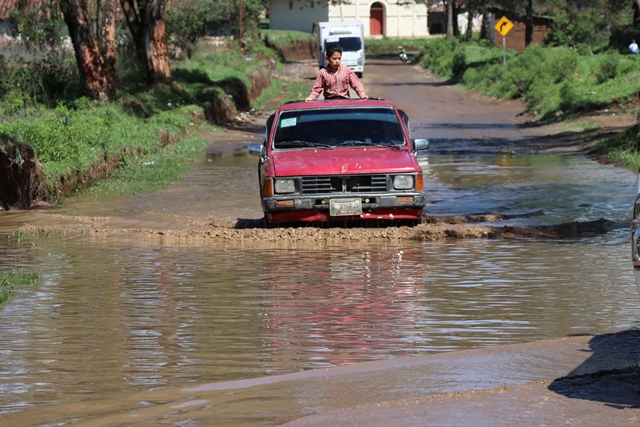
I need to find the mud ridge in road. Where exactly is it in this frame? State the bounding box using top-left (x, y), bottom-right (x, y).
top-left (14, 216), bottom-right (621, 247)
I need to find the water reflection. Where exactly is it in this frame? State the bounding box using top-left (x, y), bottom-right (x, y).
top-left (1, 229), bottom-right (638, 417)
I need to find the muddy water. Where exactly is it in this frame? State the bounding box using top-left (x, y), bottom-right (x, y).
top-left (421, 153), bottom-right (634, 226)
top-left (1, 59), bottom-right (640, 424)
top-left (1, 149), bottom-right (639, 424)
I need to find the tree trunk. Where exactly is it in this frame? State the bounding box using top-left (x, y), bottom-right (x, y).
top-left (452, 1), bottom-right (460, 38)
top-left (525, 0), bottom-right (533, 47)
top-left (446, 1), bottom-right (454, 39)
top-left (120, 0), bottom-right (171, 85)
top-left (634, 0), bottom-right (640, 26)
top-left (120, 0), bottom-right (146, 66)
top-left (59, 0), bottom-right (118, 101)
top-left (479, 8), bottom-right (490, 41)
top-left (465, 10), bottom-right (474, 41)
top-left (145, 0), bottom-right (171, 84)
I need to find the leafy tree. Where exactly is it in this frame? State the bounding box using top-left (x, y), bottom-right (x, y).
top-left (8, 0), bottom-right (64, 53)
top-left (543, 0), bottom-right (632, 51)
top-left (166, 0), bottom-right (265, 57)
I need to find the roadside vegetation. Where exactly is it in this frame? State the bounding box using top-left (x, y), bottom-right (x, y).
top-left (414, 36), bottom-right (640, 170)
top-left (414, 38), bottom-right (640, 119)
top-left (0, 269), bottom-right (38, 307)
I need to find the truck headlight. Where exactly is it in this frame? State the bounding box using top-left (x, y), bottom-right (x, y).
top-left (274, 179), bottom-right (296, 194)
top-left (393, 175), bottom-right (414, 190)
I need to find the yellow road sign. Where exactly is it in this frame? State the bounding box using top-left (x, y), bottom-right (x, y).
top-left (495, 16), bottom-right (513, 37)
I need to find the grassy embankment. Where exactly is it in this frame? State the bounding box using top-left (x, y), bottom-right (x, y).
top-left (0, 32), bottom-right (309, 204)
top-left (412, 38), bottom-right (640, 170)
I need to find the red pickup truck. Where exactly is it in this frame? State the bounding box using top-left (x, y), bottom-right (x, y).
top-left (249, 98), bottom-right (429, 225)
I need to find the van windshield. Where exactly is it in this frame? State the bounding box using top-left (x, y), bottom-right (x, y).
top-left (326, 37), bottom-right (362, 52)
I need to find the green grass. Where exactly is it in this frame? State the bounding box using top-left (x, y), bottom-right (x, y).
top-left (364, 37), bottom-right (432, 55)
top-left (563, 120), bottom-right (601, 133)
top-left (595, 118), bottom-right (640, 172)
top-left (261, 29), bottom-right (315, 47)
top-left (252, 78), bottom-right (310, 110)
top-left (76, 126), bottom-right (220, 199)
top-left (0, 269), bottom-right (38, 307)
top-left (0, 102), bottom-right (194, 179)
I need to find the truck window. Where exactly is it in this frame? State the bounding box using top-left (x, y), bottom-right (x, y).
top-left (325, 37), bottom-right (362, 52)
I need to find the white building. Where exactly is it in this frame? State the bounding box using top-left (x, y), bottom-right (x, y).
top-left (269, 0), bottom-right (429, 38)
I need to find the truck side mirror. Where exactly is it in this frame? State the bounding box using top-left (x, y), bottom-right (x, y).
top-left (413, 138), bottom-right (429, 151)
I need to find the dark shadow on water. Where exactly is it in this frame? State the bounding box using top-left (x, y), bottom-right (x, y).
top-left (234, 218), bottom-right (421, 229)
top-left (376, 80), bottom-right (455, 87)
top-left (548, 329), bottom-right (640, 409)
top-left (417, 125), bottom-right (626, 155)
top-left (429, 123), bottom-right (517, 130)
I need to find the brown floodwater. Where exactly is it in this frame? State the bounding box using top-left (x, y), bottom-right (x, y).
top-left (1, 150), bottom-right (639, 425)
top-left (1, 59), bottom-right (639, 425)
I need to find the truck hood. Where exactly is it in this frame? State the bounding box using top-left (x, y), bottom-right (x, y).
top-left (271, 148), bottom-right (418, 176)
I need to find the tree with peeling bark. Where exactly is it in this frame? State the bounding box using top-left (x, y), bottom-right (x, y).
top-left (120, 0), bottom-right (171, 85)
top-left (59, 0), bottom-right (118, 101)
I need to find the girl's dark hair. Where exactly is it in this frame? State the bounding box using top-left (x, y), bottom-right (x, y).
top-left (326, 43), bottom-right (343, 57)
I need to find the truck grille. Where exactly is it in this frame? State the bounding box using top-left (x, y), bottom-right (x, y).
top-left (301, 175), bottom-right (388, 195)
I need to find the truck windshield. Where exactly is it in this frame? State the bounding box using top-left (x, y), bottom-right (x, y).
top-left (273, 107), bottom-right (406, 149)
top-left (326, 37), bottom-right (362, 52)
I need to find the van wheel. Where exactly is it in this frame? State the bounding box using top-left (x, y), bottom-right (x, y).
top-left (356, 72), bottom-right (363, 78)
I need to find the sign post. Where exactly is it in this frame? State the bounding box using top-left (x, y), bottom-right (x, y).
top-left (494, 16), bottom-right (513, 65)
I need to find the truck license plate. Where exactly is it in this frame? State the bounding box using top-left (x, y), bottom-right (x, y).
top-left (329, 199), bottom-right (362, 216)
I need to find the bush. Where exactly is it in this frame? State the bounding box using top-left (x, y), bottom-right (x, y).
top-left (558, 80), bottom-right (578, 112)
top-left (547, 48), bottom-right (579, 82)
top-left (524, 77), bottom-right (559, 114)
top-left (418, 38), bottom-right (466, 78)
top-left (0, 53), bottom-right (80, 108)
top-left (596, 52), bottom-right (620, 83)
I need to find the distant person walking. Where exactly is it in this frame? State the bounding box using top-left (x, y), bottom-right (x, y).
top-left (630, 40), bottom-right (639, 54)
top-left (306, 43), bottom-right (367, 101)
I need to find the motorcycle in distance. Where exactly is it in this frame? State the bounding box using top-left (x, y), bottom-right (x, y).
top-left (398, 44), bottom-right (408, 63)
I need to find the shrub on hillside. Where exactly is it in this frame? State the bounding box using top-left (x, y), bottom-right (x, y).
top-left (596, 52), bottom-right (620, 83)
top-left (547, 48), bottom-right (579, 82)
top-left (558, 80), bottom-right (579, 112)
top-left (524, 77), bottom-right (559, 114)
top-left (418, 38), bottom-right (466, 78)
top-left (501, 44), bottom-right (547, 98)
top-left (0, 53), bottom-right (80, 108)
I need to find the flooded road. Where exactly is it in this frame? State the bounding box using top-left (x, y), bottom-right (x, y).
top-left (1, 59), bottom-right (639, 425)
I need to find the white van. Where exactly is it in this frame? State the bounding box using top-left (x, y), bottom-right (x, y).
top-left (315, 21), bottom-right (365, 77)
